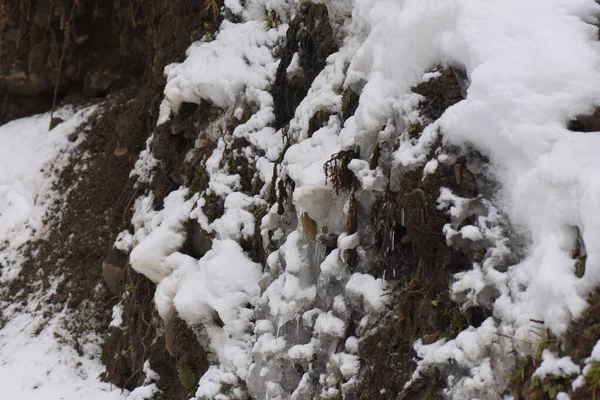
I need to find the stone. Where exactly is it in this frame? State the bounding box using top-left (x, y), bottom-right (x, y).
top-left (102, 263), bottom-right (125, 295)
top-left (50, 117), bottom-right (64, 131)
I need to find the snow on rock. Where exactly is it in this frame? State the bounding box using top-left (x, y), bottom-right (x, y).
top-left (331, 0), bottom-right (600, 396)
top-left (172, 239), bottom-right (262, 326)
top-left (345, 273), bottom-right (387, 312)
top-left (119, 0), bottom-right (600, 397)
top-left (533, 350), bottom-right (580, 379)
top-left (129, 188), bottom-right (197, 283)
top-left (159, 19), bottom-right (285, 123)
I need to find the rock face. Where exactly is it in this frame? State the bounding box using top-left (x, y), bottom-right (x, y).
top-left (0, 0), bottom-right (206, 124)
top-left (4, 1), bottom-right (600, 400)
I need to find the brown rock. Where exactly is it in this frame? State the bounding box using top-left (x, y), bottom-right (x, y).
top-left (49, 117), bottom-right (64, 131)
top-left (102, 263), bottom-right (125, 295)
top-left (301, 212), bottom-right (318, 240)
top-left (114, 146), bottom-right (129, 157)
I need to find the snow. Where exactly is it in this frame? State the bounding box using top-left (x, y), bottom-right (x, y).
top-left (159, 20), bottom-right (284, 123)
top-left (109, 302), bottom-right (124, 328)
top-left (345, 273), bottom-right (387, 312)
top-left (172, 239), bottom-right (262, 326)
top-left (0, 107), bottom-right (135, 399)
top-left (0, 106), bottom-right (96, 282)
top-left (533, 350), bottom-right (580, 379)
top-left (129, 188), bottom-right (197, 283)
top-left (0, 301), bottom-right (124, 400)
top-left (314, 311), bottom-right (346, 338)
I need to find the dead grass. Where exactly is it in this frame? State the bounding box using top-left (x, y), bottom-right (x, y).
top-left (202, 0), bottom-right (221, 22)
top-left (323, 149), bottom-right (359, 195)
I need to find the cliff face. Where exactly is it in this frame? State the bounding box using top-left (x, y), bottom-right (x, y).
top-left (2, 1), bottom-right (600, 399)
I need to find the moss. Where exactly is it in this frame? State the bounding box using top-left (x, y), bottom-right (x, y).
top-left (510, 355), bottom-right (534, 398)
top-left (408, 122), bottom-right (424, 136)
top-left (442, 303), bottom-right (467, 339)
top-left (124, 282), bottom-right (135, 293)
top-left (252, 203), bottom-right (269, 220)
top-left (539, 377), bottom-right (567, 399)
top-left (264, 10), bottom-right (277, 29)
top-left (531, 327), bottom-right (555, 364)
top-left (508, 330), bottom-right (570, 400)
top-left (203, 21), bottom-right (217, 42)
top-left (584, 324), bottom-right (600, 340)
top-left (176, 358), bottom-right (197, 392)
top-left (586, 362), bottom-right (600, 400)
top-left (421, 373), bottom-right (441, 400)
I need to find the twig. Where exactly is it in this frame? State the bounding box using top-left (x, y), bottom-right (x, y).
top-left (50, 1), bottom-right (77, 124)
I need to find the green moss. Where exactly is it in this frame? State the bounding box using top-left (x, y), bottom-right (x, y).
top-left (584, 323), bottom-right (600, 340)
top-left (124, 282), bottom-right (135, 293)
top-left (442, 304), bottom-right (467, 339)
top-left (264, 10), bottom-right (277, 29)
top-left (539, 377), bottom-right (566, 399)
top-left (252, 203), bottom-right (269, 220)
top-left (586, 362), bottom-right (600, 400)
top-left (177, 358), bottom-right (197, 392)
top-left (509, 355), bottom-right (533, 398)
top-left (408, 122), bottom-right (424, 136)
top-left (421, 378), bottom-right (440, 400)
top-left (531, 328), bottom-right (555, 364)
